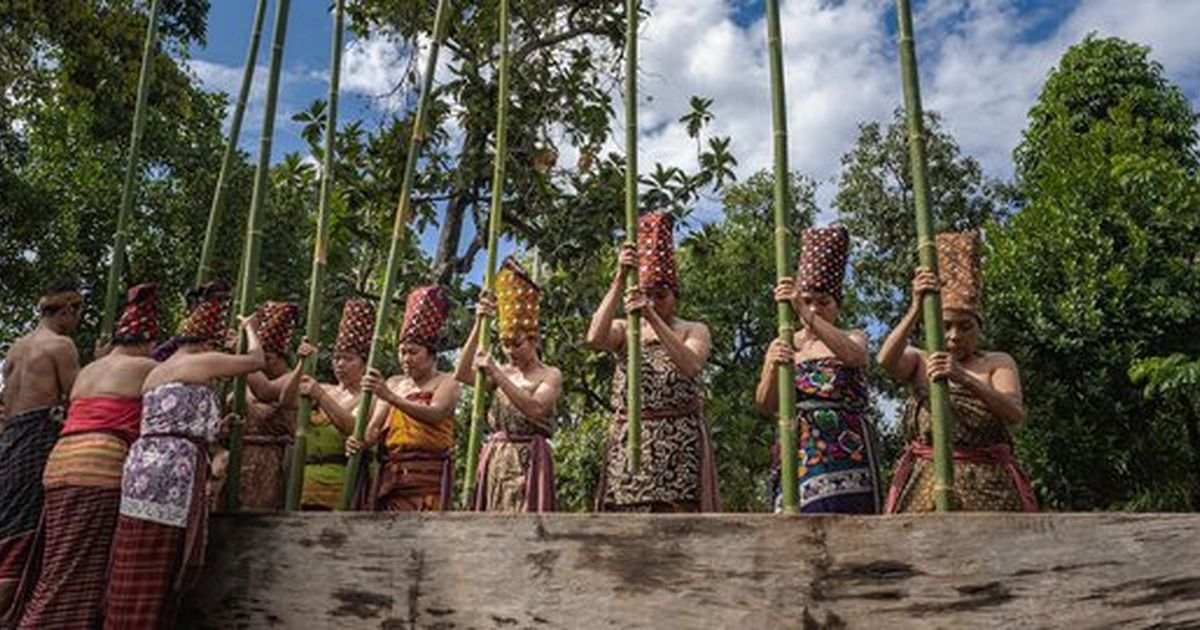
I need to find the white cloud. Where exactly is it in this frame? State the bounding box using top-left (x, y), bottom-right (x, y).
top-left (184, 57), bottom-right (322, 150)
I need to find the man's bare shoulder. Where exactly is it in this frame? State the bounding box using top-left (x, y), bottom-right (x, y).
top-left (980, 350), bottom-right (1019, 371)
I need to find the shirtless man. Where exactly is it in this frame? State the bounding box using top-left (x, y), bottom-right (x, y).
top-left (0, 282), bottom-right (82, 613)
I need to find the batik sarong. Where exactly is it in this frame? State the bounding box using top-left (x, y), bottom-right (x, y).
top-left (0, 408), bottom-right (61, 589)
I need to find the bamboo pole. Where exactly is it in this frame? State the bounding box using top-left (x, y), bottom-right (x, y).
top-left (339, 0), bottom-right (452, 511)
top-left (195, 0), bottom-right (269, 286)
top-left (224, 0), bottom-right (294, 512)
top-left (623, 0), bottom-right (643, 473)
top-left (99, 0), bottom-right (161, 342)
top-left (461, 0), bottom-right (511, 507)
top-left (764, 0), bottom-right (798, 514)
top-left (896, 0), bottom-right (954, 511)
top-left (285, 0), bottom-right (346, 512)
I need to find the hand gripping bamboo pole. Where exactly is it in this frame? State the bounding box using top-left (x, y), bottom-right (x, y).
top-left (461, 0), bottom-right (511, 507)
top-left (286, 0), bottom-right (346, 512)
top-left (896, 0), bottom-right (955, 511)
top-left (338, 0), bottom-right (452, 511)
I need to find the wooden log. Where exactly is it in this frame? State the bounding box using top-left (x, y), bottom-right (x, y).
top-left (182, 513), bottom-right (1200, 628)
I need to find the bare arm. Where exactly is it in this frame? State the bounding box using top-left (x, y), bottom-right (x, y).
top-left (489, 363), bottom-right (562, 426)
top-left (755, 338), bottom-right (793, 414)
top-left (184, 322), bottom-right (266, 381)
top-left (454, 312), bottom-right (489, 387)
top-left (308, 382), bottom-right (358, 435)
top-left (803, 316), bottom-right (869, 368)
top-left (246, 371), bottom-right (279, 403)
top-left (52, 339), bottom-right (80, 399)
top-left (388, 376), bottom-right (461, 426)
top-left (644, 306), bottom-right (710, 378)
top-left (878, 269), bottom-right (939, 385)
top-left (585, 243), bottom-right (637, 352)
top-left (944, 353), bottom-right (1026, 426)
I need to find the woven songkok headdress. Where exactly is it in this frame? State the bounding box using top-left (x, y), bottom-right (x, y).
top-left (335, 298), bottom-right (375, 359)
top-left (936, 232), bottom-right (983, 321)
top-left (495, 257), bottom-right (540, 340)
top-left (115, 283), bottom-right (159, 344)
top-left (637, 211), bottom-right (679, 295)
top-left (796, 226), bottom-right (851, 303)
top-left (257, 301), bottom-right (298, 356)
top-left (399, 285), bottom-right (450, 349)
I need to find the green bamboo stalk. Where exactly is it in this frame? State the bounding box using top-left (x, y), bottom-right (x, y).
top-left (99, 0), bottom-right (161, 342)
top-left (896, 0), bottom-right (954, 512)
top-left (224, 0), bottom-right (294, 512)
top-left (623, 0), bottom-right (643, 473)
top-left (764, 0), bottom-right (798, 514)
top-left (339, 0), bottom-right (452, 511)
top-left (286, 0), bottom-right (345, 512)
top-left (195, 0), bottom-right (269, 286)
top-left (461, 0), bottom-right (511, 507)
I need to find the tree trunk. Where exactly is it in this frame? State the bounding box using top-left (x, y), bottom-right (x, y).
top-left (432, 131), bottom-right (485, 284)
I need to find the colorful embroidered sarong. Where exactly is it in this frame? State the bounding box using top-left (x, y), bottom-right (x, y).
top-left (0, 408), bottom-right (61, 585)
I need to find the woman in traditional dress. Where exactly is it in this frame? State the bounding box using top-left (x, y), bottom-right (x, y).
top-left (585, 211), bottom-right (720, 513)
top-left (456, 257), bottom-right (562, 512)
top-left (103, 285), bottom-right (266, 629)
top-left (236, 301), bottom-right (311, 511)
top-left (296, 298), bottom-right (372, 511)
top-left (877, 232), bottom-right (1037, 512)
top-left (9, 284), bottom-right (158, 628)
top-left (347, 285), bottom-right (461, 512)
top-left (755, 227), bottom-right (880, 513)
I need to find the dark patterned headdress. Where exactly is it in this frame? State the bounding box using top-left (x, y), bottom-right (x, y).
top-left (399, 285), bottom-right (450, 350)
top-left (114, 283), bottom-right (159, 344)
top-left (796, 226), bottom-right (850, 302)
top-left (936, 232), bottom-right (983, 321)
top-left (496, 257), bottom-right (540, 340)
top-left (335, 298), bottom-right (375, 359)
top-left (179, 290), bottom-right (231, 345)
top-left (637, 212), bottom-right (679, 295)
top-left (256, 301), bottom-right (298, 356)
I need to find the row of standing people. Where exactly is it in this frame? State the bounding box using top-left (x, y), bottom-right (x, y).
top-left (0, 213), bottom-right (1035, 628)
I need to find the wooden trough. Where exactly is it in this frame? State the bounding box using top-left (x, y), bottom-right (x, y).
top-left (182, 513), bottom-right (1200, 628)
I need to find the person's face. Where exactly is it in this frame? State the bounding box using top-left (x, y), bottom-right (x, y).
top-left (56, 301), bottom-right (83, 334)
top-left (646, 286), bottom-right (676, 318)
top-left (264, 351), bottom-right (289, 377)
top-left (333, 351), bottom-right (365, 385)
top-left (501, 334), bottom-right (538, 364)
top-left (399, 342), bottom-right (434, 377)
top-left (799, 291), bottom-right (839, 324)
top-left (943, 310), bottom-right (981, 360)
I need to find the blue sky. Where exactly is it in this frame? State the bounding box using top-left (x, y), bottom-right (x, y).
top-left (185, 0), bottom-right (1200, 283)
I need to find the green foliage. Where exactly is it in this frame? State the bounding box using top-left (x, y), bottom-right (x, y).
top-left (987, 38), bottom-right (1200, 509)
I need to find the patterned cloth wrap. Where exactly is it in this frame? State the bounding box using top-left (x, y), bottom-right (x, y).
top-left (495, 257), bottom-right (541, 341)
top-left (936, 231), bottom-right (983, 320)
top-left (375, 390), bottom-right (454, 512)
top-left (796, 226), bottom-right (850, 302)
top-left (598, 339), bottom-right (720, 512)
top-left (0, 408), bottom-right (62, 583)
top-left (472, 382), bottom-right (556, 512)
top-left (256, 300), bottom-right (298, 356)
top-left (114, 283), bottom-right (159, 344)
top-left (335, 298), bottom-right (375, 358)
top-left (637, 211), bottom-right (679, 295)
top-left (777, 357), bottom-right (880, 513)
top-left (886, 382), bottom-right (1038, 513)
top-left (398, 285), bottom-right (449, 349)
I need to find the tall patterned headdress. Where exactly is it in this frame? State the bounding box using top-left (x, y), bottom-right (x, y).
top-left (335, 298), bottom-right (375, 359)
top-left (495, 257), bottom-right (541, 340)
top-left (936, 232), bottom-right (983, 321)
top-left (114, 283), bottom-right (159, 344)
top-left (796, 226), bottom-right (851, 302)
top-left (637, 211), bottom-right (679, 295)
top-left (257, 301), bottom-right (298, 356)
top-left (179, 289), bottom-right (231, 345)
top-left (399, 285), bottom-right (450, 350)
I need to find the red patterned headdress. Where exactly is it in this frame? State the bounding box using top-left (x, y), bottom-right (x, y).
top-left (114, 283), bottom-right (159, 344)
top-left (637, 212), bottom-right (679, 295)
top-left (335, 298), bottom-right (375, 359)
top-left (256, 301), bottom-right (298, 356)
top-left (398, 285), bottom-right (449, 350)
top-left (796, 226), bottom-right (850, 303)
top-left (179, 291), bottom-right (231, 345)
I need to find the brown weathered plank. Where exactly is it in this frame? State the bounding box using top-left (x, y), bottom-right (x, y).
top-left (180, 513), bottom-right (1200, 629)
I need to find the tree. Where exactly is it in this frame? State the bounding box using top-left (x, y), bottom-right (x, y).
top-left (987, 36), bottom-right (1200, 510)
top-left (833, 108), bottom-right (1002, 336)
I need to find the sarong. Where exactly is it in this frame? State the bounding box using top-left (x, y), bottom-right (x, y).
top-left (472, 432), bottom-right (557, 512)
top-left (884, 442), bottom-right (1038, 513)
top-left (102, 516), bottom-right (186, 630)
top-left (374, 448), bottom-right (453, 512)
top-left (10, 429), bottom-right (130, 628)
top-left (0, 408), bottom-right (61, 587)
top-left (238, 434), bottom-right (291, 511)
